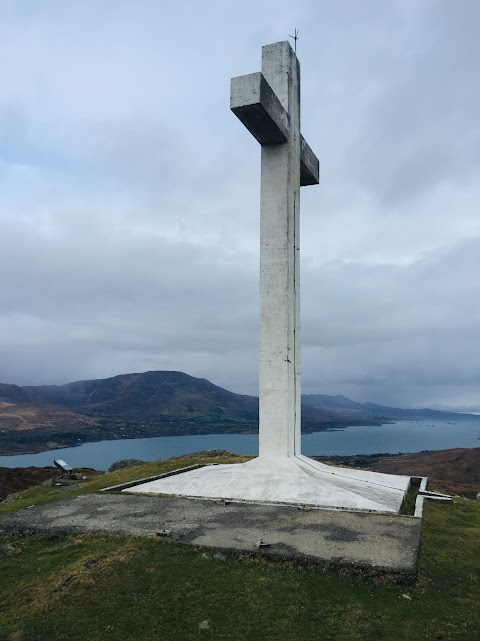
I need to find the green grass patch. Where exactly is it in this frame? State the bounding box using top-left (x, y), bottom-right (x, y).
top-left (400, 486), bottom-right (420, 516)
top-left (0, 499), bottom-right (479, 641)
top-left (0, 451), bottom-right (252, 515)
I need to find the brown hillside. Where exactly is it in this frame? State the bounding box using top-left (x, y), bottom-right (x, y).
top-left (314, 448), bottom-right (480, 498)
top-left (0, 466), bottom-right (57, 501)
top-left (369, 448), bottom-right (480, 498)
top-left (0, 466), bottom-right (102, 501)
top-left (0, 402), bottom-right (98, 432)
top-left (369, 447), bottom-right (480, 482)
top-left (0, 403), bottom-right (102, 455)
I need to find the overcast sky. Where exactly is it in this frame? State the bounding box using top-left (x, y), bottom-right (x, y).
top-left (1, 0), bottom-right (479, 408)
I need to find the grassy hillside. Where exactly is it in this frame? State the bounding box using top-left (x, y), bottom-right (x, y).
top-left (0, 452), bottom-right (479, 641)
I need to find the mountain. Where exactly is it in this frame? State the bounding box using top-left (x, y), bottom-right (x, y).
top-left (24, 371), bottom-right (260, 419)
top-left (302, 394), bottom-right (462, 422)
top-left (0, 370), bottom-right (469, 456)
top-left (0, 383), bottom-right (31, 404)
top-left (25, 371), bottom-right (356, 429)
top-left (1, 371), bottom-right (347, 455)
top-left (302, 394), bottom-right (372, 419)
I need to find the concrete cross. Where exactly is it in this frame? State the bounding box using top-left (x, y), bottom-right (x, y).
top-left (128, 41), bottom-right (410, 515)
top-left (231, 41), bottom-right (319, 460)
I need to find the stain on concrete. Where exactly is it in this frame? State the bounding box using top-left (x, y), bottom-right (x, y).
top-left (323, 527), bottom-right (361, 543)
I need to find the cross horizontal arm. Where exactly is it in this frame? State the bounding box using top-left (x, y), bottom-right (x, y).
top-left (231, 70), bottom-right (319, 187)
top-left (230, 72), bottom-right (289, 145)
top-left (300, 135), bottom-right (319, 186)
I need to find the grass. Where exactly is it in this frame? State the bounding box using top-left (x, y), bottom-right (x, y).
top-left (400, 485), bottom-right (420, 516)
top-left (0, 453), bottom-right (479, 640)
top-left (0, 451), bottom-right (252, 515)
top-left (0, 500), bottom-right (479, 640)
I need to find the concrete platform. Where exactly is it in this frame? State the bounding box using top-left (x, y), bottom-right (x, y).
top-left (0, 493), bottom-right (421, 581)
top-left (126, 456), bottom-right (412, 514)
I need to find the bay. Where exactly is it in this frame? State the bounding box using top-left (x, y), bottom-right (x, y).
top-left (0, 416), bottom-right (479, 470)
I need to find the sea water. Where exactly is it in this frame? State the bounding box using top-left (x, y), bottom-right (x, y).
top-left (0, 416), bottom-right (479, 470)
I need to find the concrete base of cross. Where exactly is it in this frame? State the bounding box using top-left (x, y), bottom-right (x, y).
top-left (125, 456), bottom-right (411, 514)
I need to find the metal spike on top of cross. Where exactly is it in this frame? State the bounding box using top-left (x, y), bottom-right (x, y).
top-left (230, 42), bottom-right (319, 460)
top-left (288, 28), bottom-right (299, 53)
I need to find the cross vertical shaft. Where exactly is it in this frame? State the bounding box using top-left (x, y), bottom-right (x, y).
top-left (259, 42), bottom-right (301, 458)
top-left (230, 40), bottom-right (319, 460)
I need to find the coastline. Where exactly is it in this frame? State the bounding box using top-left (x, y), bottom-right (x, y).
top-left (0, 419), bottom-right (385, 457)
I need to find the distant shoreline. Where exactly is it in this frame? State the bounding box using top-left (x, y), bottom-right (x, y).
top-left (0, 412), bottom-right (477, 459)
top-left (2, 415), bottom-right (480, 473)
top-left (0, 419), bottom-right (386, 457)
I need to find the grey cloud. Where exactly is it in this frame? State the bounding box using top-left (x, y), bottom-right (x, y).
top-left (0, 0), bottom-right (479, 410)
top-left (345, 1), bottom-right (480, 206)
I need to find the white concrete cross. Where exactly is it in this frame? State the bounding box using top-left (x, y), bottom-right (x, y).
top-left (230, 41), bottom-right (319, 459)
top-left (128, 41), bottom-right (411, 515)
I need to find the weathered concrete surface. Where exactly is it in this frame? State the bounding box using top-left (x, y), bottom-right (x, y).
top-left (129, 457), bottom-right (412, 514)
top-left (0, 493), bottom-right (421, 580)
